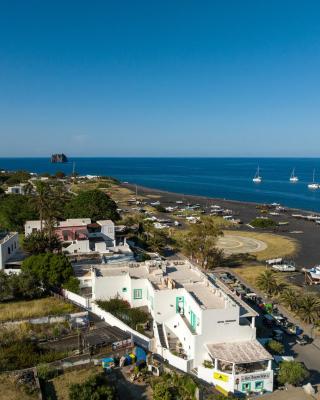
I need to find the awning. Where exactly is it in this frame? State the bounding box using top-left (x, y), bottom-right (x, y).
top-left (206, 340), bottom-right (272, 364)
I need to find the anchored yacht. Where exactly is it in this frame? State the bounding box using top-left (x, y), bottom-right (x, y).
top-left (308, 169), bottom-right (319, 190)
top-left (289, 168), bottom-right (299, 183)
top-left (252, 166), bottom-right (262, 183)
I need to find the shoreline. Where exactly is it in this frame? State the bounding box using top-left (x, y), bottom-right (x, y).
top-left (123, 182), bottom-right (319, 216)
top-left (123, 182), bottom-right (320, 269)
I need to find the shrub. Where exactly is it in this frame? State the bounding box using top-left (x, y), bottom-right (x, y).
top-left (69, 374), bottom-right (116, 400)
top-left (266, 340), bottom-right (284, 355)
top-left (278, 361), bottom-right (309, 386)
top-left (64, 189), bottom-right (119, 221)
top-left (203, 360), bottom-right (214, 369)
top-left (36, 363), bottom-right (59, 380)
top-left (21, 253), bottom-right (74, 290)
top-left (96, 298), bottom-right (149, 330)
top-left (250, 218), bottom-right (276, 229)
top-left (0, 339), bottom-right (67, 371)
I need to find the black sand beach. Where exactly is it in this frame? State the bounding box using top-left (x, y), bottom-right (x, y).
top-left (124, 183), bottom-right (320, 269)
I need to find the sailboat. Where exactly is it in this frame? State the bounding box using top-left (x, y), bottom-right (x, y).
top-left (308, 169), bottom-right (319, 190)
top-left (252, 166), bottom-right (262, 183)
top-left (289, 168), bottom-right (299, 183)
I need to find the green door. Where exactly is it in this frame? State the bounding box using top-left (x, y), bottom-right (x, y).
top-left (176, 297), bottom-right (184, 314)
top-left (190, 310), bottom-right (196, 331)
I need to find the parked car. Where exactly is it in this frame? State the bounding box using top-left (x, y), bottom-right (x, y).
top-left (272, 329), bottom-right (284, 342)
top-left (263, 314), bottom-right (275, 327)
top-left (296, 334), bottom-right (312, 346)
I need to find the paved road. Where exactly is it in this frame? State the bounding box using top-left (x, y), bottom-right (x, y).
top-left (216, 268), bottom-right (320, 385)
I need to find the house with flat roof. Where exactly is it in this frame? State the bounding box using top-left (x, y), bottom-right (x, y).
top-left (0, 232), bottom-right (21, 271)
top-left (5, 183), bottom-right (27, 195)
top-left (87, 259), bottom-right (273, 395)
top-left (24, 218), bottom-right (117, 254)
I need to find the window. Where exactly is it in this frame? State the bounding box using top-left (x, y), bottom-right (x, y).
top-left (122, 288), bottom-right (127, 293)
top-left (255, 381), bottom-right (264, 391)
top-left (242, 382), bottom-right (251, 392)
top-left (133, 289), bottom-right (142, 299)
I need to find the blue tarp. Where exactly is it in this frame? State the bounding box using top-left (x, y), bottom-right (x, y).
top-left (135, 347), bottom-right (147, 362)
top-left (102, 357), bottom-right (114, 363)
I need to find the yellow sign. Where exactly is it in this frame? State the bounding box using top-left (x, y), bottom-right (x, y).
top-left (213, 372), bottom-right (229, 382)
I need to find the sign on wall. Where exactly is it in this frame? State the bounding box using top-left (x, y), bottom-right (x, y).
top-left (213, 372), bottom-right (229, 382)
top-left (240, 372), bottom-right (271, 382)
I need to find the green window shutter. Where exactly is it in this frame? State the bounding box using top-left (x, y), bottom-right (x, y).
top-left (134, 289), bottom-right (142, 299)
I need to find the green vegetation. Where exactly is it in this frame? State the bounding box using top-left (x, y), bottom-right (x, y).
top-left (0, 321), bottom-right (73, 343)
top-left (0, 372), bottom-right (40, 400)
top-left (0, 269), bottom-right (43, 301)
top-left (69, 373), bottom-right (116, 400)
top-left (154, 204), bottom-right (167, 213)
top-left (298, 294), bottom-right (320, 325)
top-left (277, 361), bottom-right (309, 386)
top-left (0, 297), bottom-right (78, 322)
top-left (36, 363), bottom-right (59, 380)
top-left (0, 194), bottom-right (37, 231)
top-left (0, 338), bottom-right (67, 372)
top-left (96, 298), bottom-right (149, 330)
top-left (256, 272), bottom-right (320, 326)
top-left (180, 216), bottom-right (225, 269)
top-left (266, 340), bottom-right (284, 355)
top-left (22, 231), bottom-right (62, 255)
top-left (124, 214), bottom-right (174, 255)
top-left (250, 217), bottom-right (277, 229)
top-left (151, 372), bottom-right (198, 400)
top-left (0, 170), bottom-right (31, 185)
top-left (21, 253), bottom-right (75, 291)
top-left (64, 189), bottom-right (119, 221)
top-left (256, 270), bottom-right (287, 297)
top-left (202, 360), bottom-right (214, 369)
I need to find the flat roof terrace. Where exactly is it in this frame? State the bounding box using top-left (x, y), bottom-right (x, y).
top-left (184, 282), bottom-right (226, 309)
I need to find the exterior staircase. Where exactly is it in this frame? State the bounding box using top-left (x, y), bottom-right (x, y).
top-left (157, 323), bottom-right (167, 348)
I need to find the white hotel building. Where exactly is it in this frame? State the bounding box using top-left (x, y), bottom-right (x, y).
top-left (87, 259), bottom-right (273, 396)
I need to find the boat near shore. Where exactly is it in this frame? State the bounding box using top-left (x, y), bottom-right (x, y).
top-left (303, 266), bottom-right (320, 285)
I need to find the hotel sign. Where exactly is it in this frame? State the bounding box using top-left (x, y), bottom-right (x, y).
top-left (213, 372), bottom-right (229, 382)
top-left (240, 372), bottom-right (271, 382)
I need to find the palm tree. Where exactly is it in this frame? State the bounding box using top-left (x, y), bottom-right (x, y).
top-left (256, 270), bottom-right (278, 297)
top-left (297, 294), bottom-right (320, 325)
top-left (23, 181), bottom-right (34, 195)
top-left (281, 288), bottom-right (299, 312)
top-left (34, 181), bottom-right (51, 231)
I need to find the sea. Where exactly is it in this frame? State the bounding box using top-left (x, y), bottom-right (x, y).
top-left (1, 157), bottom-right (320, 212)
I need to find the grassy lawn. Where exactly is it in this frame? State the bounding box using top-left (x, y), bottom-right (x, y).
top-left (0, 373), bottom-right (39, 400)
top-left (49, 366), bottom-right (101, 400)
top-left (232, 264), bottom-right (301, 288)
top-left (0, 297), bottom-right (79, 322)
top-left (224, 230), bottom-right (299, 261)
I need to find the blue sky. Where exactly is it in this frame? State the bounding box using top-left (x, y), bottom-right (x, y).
top-left (1, 1), bottom-right (320, 157)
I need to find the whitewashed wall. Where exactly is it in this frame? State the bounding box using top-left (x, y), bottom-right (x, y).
top-left (91, 303), bottom-right (152, 350)
top-left (62, 289), bottom-right (90, 308)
